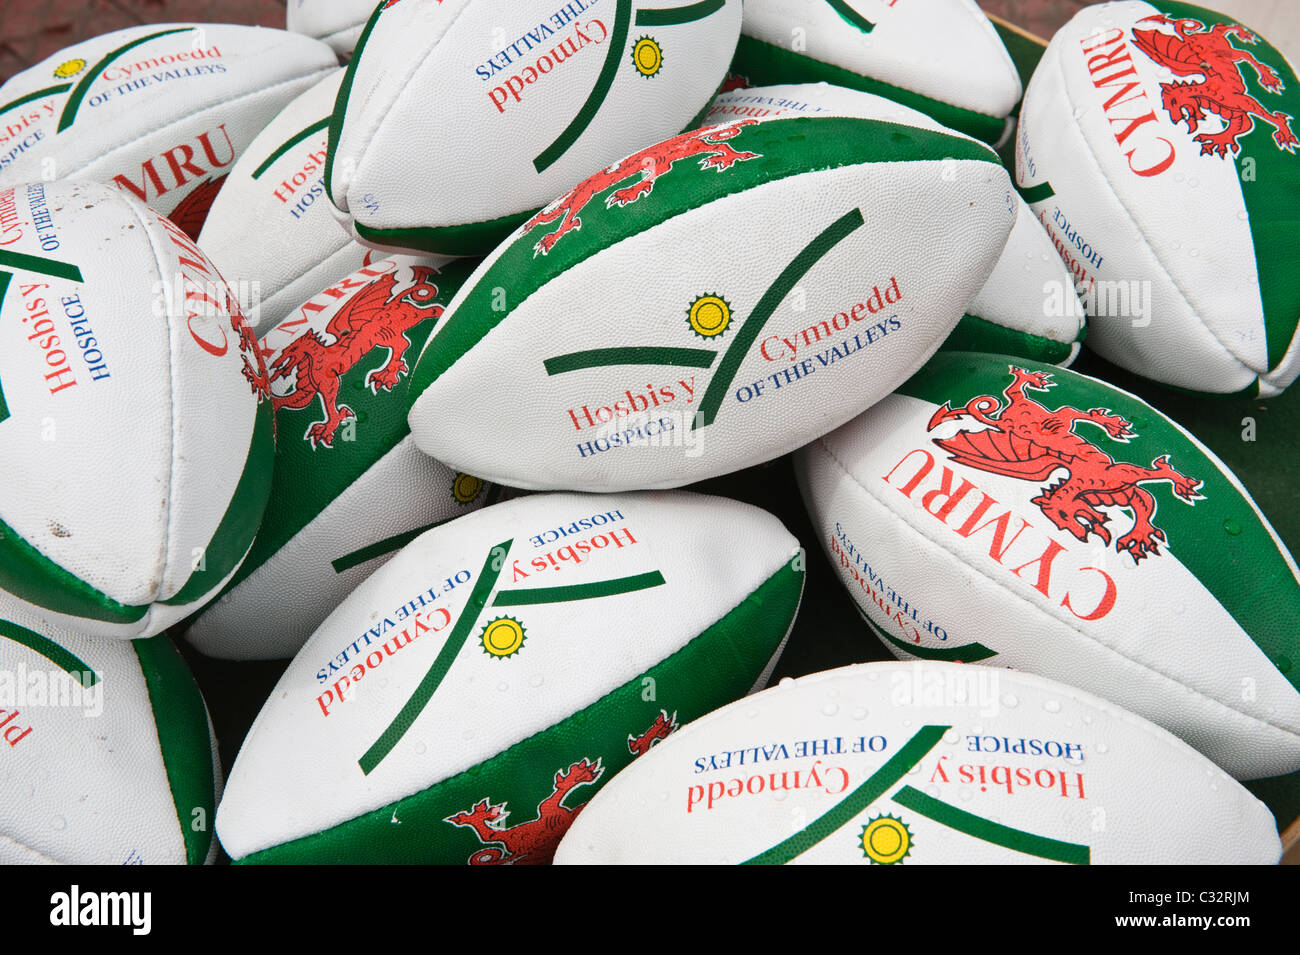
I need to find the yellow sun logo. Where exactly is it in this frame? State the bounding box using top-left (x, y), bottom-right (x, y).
top-left (53, 58), bottom-right (86, 80)
top-left (860, 815), bottom-right (912, 864)
top-left (480, 617), bottom-right (526, 658)
top-left (451, 472), bottom-right (485, 504)
top-left (632, 36), bottom-right (663, 78)
top-left (686, 294), bottom-right (732, 339)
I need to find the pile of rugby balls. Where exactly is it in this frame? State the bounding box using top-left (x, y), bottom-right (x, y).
top-left (0, 0), bottom-right (1296, 868)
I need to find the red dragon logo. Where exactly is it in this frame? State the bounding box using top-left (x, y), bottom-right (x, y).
top-left (444, 757), bottom-right (603, 865)
top-left (1131, 13), bottom-right (1297, 157)
top-left (627, 709), bottom-right (678, 756)
top-left (444, 710), bottom-right (680, 864)
top-left (234, 305), bottom-right (271, 401)
top-left (719, 73), bottom-right (750, 93)
top-left (927, 366), bottom-right (1205, 564)
top-left (167, 175), bottom-right (227, 240)
top-left (521, 121), bottom-right (762, 256)
top-left (264, 266), bottom-right (443, 448)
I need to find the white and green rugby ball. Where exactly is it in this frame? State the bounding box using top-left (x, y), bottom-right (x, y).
top-left (705, 83), bottom-right (1087, 365)
top-left (0, 23), bottom-right (337, 236)
top-left (0, 618), bottom-right (221, 864)
top-left (185, 256), bottom-right (493, 661)
top-left (0, 180), bottom-right (274, 639)
top-left (198, 68), bottom-right (375, 336)
top-left (728, 0), bottom-right (1022, 143)
top-left (327, 0), bottom-right (744, 255)
top-left (286, 0), bottom-right (378, 56)
top-left (405, 113), bottom-right (1016, 491)
top-left (216, 491), bottom-right (804, 864)
top-left (1016, 1), bottom-right (1300, 395)
top-left (797, 351), bottom-right (1300, 780)
top-left (556, 662), bottom-right (1282, 865)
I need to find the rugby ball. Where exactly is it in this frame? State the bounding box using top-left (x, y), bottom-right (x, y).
top-left (962, 194), bottom-right (1085, 365)
top-left (795, 351), bottom-right (1300, 780)
top-left (0, 617), bottom-right (221, 864)
top-left (215, 491), bottom-right (804, 863)
top-left (286, 0), bottom-right (375, 57)
top-left (706, 83), bottom-right (1086, 365)
top-left (405, 114), bottom-right (1016, 491)
top-left (1016, 1), bottom-right (1300, 395)
top-left (0, 24), bottom-right (338, 237)
top-left (554, 661), bottom-right (1282, 864)
top-left (198, 69), bottom-right (383, 335)
top-left (327, 0), bottom-right (743, 255)
top-left (185, 256), bottom-right (494, 661)
top-left (728, 0), bottom-right (1022, 143)
top-left (0, 180), bottom-right (273, 640)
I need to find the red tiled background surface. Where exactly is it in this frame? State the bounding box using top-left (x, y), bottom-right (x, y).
top-left (0, 1), bottom-right (1091, 84)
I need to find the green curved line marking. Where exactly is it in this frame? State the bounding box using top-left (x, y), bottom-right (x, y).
top-left (252, 119), bottom-right (330, 180)
top-left (493, 571), bottom-right (665, 607)
top-left (1017, 181), bottom-right (1055, 205)
top-left (825, 0), bottom-right (876, 33)
top-left (534, 0), bottom-right (632, 173)
top-left (0, 249), bottom-right (84, 283)
top-left (325, 0), bottom-right (388, 202)
top-left (354, 210), bottom-right (533, 257)
top-left (946, 313), bottom-right (1077, 364)
top-left (131, 637), bottom-right (215, 864)
top-left (161, 398), bottom-right (274, 607)
top-left (857, 606), bottom-right (998, 662)
top-left (0, 272), bottom-right (10, 424)
top-left (331, 516), bottom-right (456, 575)
top-left (0, 619), bottom-right (99, 687)
top-left (58, 28), bottom-right (191, 132)
top-left (544, 346), bottom-right (716, 375)
top-left (729, 36), bottom-right (1007, 142)
top-left (360, 539), bottom-right (510, 775)
top-left (0, 83), bottom-right (72, 119)
top-left (694, 207), bottom-right (863, 431)
top-left (743, 724), bottom-right (948, 864)
top-left (237, 560), bottom-right (804, 864)
top-left (893, 785), bottom-right (1090, 864)
top-left (635, 0), bottom-right (725, 26)
top-left (0, 509), bottom-right (149, 624)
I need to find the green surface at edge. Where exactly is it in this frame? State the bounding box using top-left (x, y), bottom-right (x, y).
top-left (406, 115), bottom-right (999, 403)
top-left (131, 636), bottom-right (217, 865)
top-left (729, 35), bottom-right (1005, 144)
top-left (234, 558), bottom-right (804, 864)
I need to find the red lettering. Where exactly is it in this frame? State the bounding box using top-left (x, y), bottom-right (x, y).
top-left (1127, 137), bottom-right (1176, 177)
top-left (1080, 27), bottom-right (1125, 54)
top-left (882, 448), bottom-right (935, 498)
top-left (958, 507), bottom-right (1031, 565)
top-left (920, 467), bottom-right (978, 524)
top-left (161, 143), bottom-right (205, 187)
top-left (187, 312), bottom-right (228, 357)
top-left (196, 124), bottom-right (235, 169)
top-left (112, 159), bottom-right (166, 201)
top-left (1061, 566), bottom-right (1118, 621)
top-left (1011, 538), bottom-right (1066, 598)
